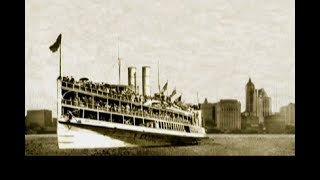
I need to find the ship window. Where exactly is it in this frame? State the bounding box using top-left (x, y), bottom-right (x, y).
top-left (99, 112), bottom-right (110, 121)
top-left (84, 110), bottom-right (97, 120)
top-left (111, 114), bottom-right (123, 124)
top-left (62, 107), bottom-right (78, 116)
top-left (135, 118), bottom-right (143, 126)
top-left (184, 126), bottom-right (190, 133)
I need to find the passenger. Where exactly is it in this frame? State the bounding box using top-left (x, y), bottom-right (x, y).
top-left (96, 102), bottom-right (101, 109)
top-left (126, 104), bottom-right (130, 113)
top-left (73, 97), bottom-right (79, 106)
top-left (83, 97), bottom-right (88, 105)
top-left (105, 103), bottom-right (110, 111)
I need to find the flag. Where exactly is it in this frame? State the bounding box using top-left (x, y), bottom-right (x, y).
top-left (160, 81), bottom-right (168, 94)
top-left (170, 88), bottom-right (176, 98)
top-left (49, 34), bottom-right (62, 52)
top-left (174, 95), bottom-right (182, 103)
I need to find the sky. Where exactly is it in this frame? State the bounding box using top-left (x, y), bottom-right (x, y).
top-left (26, 0), bottom-right (295, 116)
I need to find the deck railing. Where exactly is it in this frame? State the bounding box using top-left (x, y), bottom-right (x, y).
top-left (62, 81), bottom-right (147, 105)
top-left (62, 99), bottom-right (192, 125)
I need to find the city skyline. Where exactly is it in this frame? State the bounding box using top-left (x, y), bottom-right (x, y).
top-left (26, 0), bottom-right (295, 116)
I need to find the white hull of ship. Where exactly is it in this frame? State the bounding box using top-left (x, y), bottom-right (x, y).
top-left (57, 117), bottom-right (207, 149)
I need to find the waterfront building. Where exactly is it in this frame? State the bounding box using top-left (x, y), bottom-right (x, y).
top-left (257, 88), bottom-right (272, 119)
top-left (280, 103), bottom-right (295, 126)
top-left (215, 99), bottom-right (241, 132)
top-left (201, 98), bottom-right (216, 132)
top-left (264, 113), bottom-right (286, 133)
top-left (245, 78), bottom-right (256, 115)
top-left (25, 109), bottom-right (56, 134)
top-left (241, 113), bottom-right (260, 132)
top-left (244, 78), bottom-right (272, 125)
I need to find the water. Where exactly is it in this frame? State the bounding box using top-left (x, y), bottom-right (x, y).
top-left (25, 134), bottom-right (294, 156)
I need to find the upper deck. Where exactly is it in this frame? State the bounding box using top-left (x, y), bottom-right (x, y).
top-left (59, 77), bottom-right (198, 118)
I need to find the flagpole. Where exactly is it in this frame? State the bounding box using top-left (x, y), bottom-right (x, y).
top-left (59, 37), bottom-right (62, 78)
top-left (197, 91), bottom-right (199, 106)
top-left (118, 37), bottom-right (121, 85)
top-left (158, 60), bottom-right (160, 94)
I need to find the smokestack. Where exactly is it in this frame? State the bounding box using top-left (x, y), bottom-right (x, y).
top-left (128, 67), bottom-right (136, 93)
top-left (142, 66), bottom-right (151, 97)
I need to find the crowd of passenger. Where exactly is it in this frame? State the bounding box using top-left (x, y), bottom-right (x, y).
top-left (61, 76), bottom-right (145, 103)
top-left (61, 76), bottom-right (194, 111)
top-left (63, 95), bottom-right (194, 125)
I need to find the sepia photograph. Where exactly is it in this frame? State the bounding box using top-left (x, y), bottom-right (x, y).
top-left (25, 0), bottom-right (295, 156)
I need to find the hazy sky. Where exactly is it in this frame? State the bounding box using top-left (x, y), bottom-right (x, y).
top-left (26, 0), bottom-right (295, 116)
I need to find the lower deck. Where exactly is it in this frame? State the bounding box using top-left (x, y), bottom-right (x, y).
top-left (62, 103), bottom-right (205, 134)
top-left (58, 117), bottom-right (206, 149)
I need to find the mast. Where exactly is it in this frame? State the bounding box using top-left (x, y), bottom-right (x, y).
top-left (197, 92), bottom-right (199, 106)
top-left (158, 60), bottom-right (160, 94)
top-left (276, 85), bottom-right (278, 112)
top-left (275, 86), bottom-right (276, 112)
top-left (59, 36), bottom-right (62, 78)
top-left (118, 37), bottom-right (121, 85)
top-left (134, 71), bottom-right (137, 94)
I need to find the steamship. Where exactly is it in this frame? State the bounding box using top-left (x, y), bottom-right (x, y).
top-left (57, 64), bottom-right (207, 149)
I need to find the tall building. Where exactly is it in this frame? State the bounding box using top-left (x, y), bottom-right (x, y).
top-left (245, 78), bottom-right (272, 118)
top-left (245, 78), bottom-right (256, 115)
top-left (280, 103), bottom-right (295, 126)
top-left (263, 97), bottom-right (272, 116)
top-left (215, 99), bottom-right (241, 132)
top-left (243, 78), bottom-right (273, 132)
top-left (201, 99), bottom-right (241, 133)
top-left (257, 88), bottom-right (272, 116)
top-left (256, 88), bottom-right (272, 123)
top-left (257, 95), bottom-right (264, 123)
top-left (200, 98), bottom-right (216, 132)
